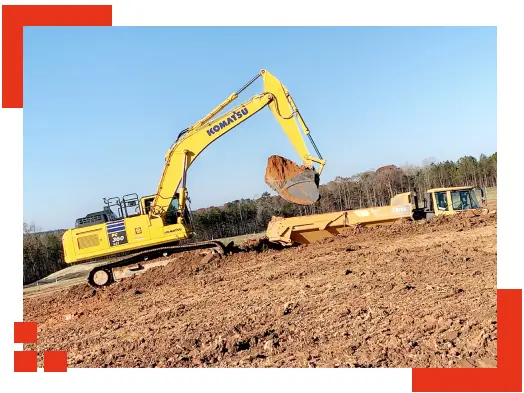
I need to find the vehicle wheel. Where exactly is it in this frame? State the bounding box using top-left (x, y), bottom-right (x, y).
top-left (91, 269), bottom-right (112, 287)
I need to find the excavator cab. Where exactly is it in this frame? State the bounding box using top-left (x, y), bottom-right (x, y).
top-left (450, 188), bottom-right (480, 211)
top-left (426, 186), bottom-right (485, 216)
top-left (165, 193), bottom-right (192, 226)
top-left (140, 193), bottom-right (189, 225)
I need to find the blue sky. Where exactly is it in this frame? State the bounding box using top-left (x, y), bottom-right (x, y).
top-left (23, 26), bottom-right (496, 230)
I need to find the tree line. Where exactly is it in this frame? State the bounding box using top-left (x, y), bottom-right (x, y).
top-left (23, 152), bottom-right (496, 284)
top-left (23, 223), bottom-right (67, 285)
top-left (189, 152), bottom-right (497, 240)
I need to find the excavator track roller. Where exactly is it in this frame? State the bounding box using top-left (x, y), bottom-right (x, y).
top-left (91, 268), bottom-right (113, 287)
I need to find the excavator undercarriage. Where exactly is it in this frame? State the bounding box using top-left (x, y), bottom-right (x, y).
top-left (86, 240), bottom-right (227, 288)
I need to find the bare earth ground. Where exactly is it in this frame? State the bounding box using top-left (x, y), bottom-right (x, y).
top-left (24, 210), bottom-right (497, 369)
top-left (22, 232), bottom-right (267, 299)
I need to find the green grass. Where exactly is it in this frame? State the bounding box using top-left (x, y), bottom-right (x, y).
top-left (486, 186), bottom-right (497, 201)
top-left (475, 186), bottom-right (497, 202)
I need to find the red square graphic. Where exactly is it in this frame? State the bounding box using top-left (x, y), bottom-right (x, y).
top-left (14, 321), bottom-right (37, 344)
top-left (44, 351), bottom-right (68, 372)
top-left (2, 4), bottom-right (113, 108)
top-left (14, 351), bottom-right (37, 372)
top-left (413, 289), bottom-right (522, 392)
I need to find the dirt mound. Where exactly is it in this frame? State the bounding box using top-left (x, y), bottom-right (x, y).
top-left (236, 237), bottom-right (284, 252)
top-left (337, 211), bottom-right (496, 241)
top-left (265, 155), bottom-right (308, 189)
top-left (24, 211), bottom-right (497, 369)
top-left (264, 155), bottom-right (319, 205)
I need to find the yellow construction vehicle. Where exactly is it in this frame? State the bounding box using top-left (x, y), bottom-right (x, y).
top-left (61, 69), bottom-right (326, 287)
top-left (416, 186), bottom-right (487, 217)
top-left (266, 186), bottom-right (487, 246)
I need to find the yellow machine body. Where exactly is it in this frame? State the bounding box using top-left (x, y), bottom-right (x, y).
top-left (266, 202), bottom-right (414, 246)
top-left (266, 186), bottom-right (486, 246)
top-left (426, 186), bottom-right (483, 216)
top-left (62, 193), bottom-right (191, 263)
top-left (62, 215), bottom-right (188, 264)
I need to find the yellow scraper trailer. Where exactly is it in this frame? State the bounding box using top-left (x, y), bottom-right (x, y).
top-left (266, 186), bottom-right (486, 246)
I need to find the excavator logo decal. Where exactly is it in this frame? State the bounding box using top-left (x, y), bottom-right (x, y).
top-left (106, 219), bottom-right (128, 246)
top-left (164, 228), bottom-right (183, 234)
top-left (393, 205), bottom-right (410, 214)
top-left (207, 108), bottom-right (249, 136)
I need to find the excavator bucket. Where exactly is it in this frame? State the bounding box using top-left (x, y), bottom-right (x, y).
top-left (264, 155), bottom-right (320, 205)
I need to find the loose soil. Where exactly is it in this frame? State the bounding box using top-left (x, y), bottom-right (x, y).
top-left (24, 211), bottom-right (497, 369)
top-left (264, 155), bottom-right (307, 188)
top-left (264, 155), bottom-right (318, 205)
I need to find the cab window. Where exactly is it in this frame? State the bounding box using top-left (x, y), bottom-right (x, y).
top-left (165, 196), bottom-right (180, 225)
top-left (435, 192), bottom-right (448, 211)
top-left (451, 190), bottom-right (479, 210)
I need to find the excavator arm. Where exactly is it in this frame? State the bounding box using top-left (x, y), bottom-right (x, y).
top-left (149, 69), bottom-right (326, 220)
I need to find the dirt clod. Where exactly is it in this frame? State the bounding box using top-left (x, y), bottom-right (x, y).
top-left (457, 358), bottom-right (475, 368)
top-left (477, 357), bottom-right (497, 368)
top-left (265, 155), bottom-right (308, 189)
top-left (444, 331), bottom-right (459, 341)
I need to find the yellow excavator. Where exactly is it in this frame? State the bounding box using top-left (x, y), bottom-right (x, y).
top-left (61, 69), bottom-right (326, 287)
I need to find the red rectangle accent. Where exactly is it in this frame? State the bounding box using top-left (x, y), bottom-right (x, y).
top-left (14, 321), bottom-right (37, 343)
top-left (2, 5), bottom-right (112, 108)
top-left (412, 289), bottom-right (522, 392)
top-left (14, 351), bottom-right (37, 372)
top-left (44, 351), bottom-right (68, 372)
